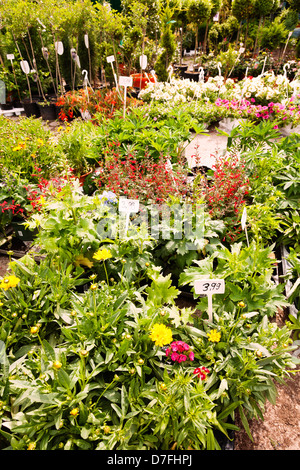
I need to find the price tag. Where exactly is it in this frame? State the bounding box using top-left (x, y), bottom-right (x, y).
top-left (119, 76), bottom-right (133, 88)
top-left (194, 279), bottom-right (225, 295)
top-left (55, 41), bottom-right (64, 55)
top-left (241, 206), bottom-right (247, 230)
top-left (241, 206), bottom-right (249, 246)
top-left (106, 55), bottom-right (115, 63)
top-left (119, 199), bottom-right (139, 237)
top-left (119, 198), bottom-right (139, 213)
top-left (20, 60), bottom-right (30, 74)
top-left (139, 54), bottom-right (147, 70)
top-left (194, 279), bottom-right (225, 322)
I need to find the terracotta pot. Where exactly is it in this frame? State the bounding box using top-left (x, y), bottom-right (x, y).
top-left (131, 73), bottom-right (156, 89)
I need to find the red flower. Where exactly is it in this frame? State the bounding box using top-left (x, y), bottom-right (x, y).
top-left (193, 366), bottom-right (210, 380)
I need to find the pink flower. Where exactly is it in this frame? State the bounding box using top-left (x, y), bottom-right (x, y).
top-left (178, 354), bottom-right (187, 363)
top-left (171, 352), bottom-right (179, 361)
top-left (189, 351), bottom-right (195, 361)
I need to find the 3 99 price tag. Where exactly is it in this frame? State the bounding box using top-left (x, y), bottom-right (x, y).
top-left (119, 198), bottom-right (139, 214)
top-left (194, 279), bottom-right (225, 295)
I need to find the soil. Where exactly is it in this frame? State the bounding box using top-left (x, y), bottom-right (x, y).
top-left (1, 115), bottom-right (299, 451)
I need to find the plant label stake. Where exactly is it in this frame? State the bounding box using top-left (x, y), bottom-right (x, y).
top-left (106, 55), bottom-right (119, 90)
top-left (119, 198), bottom-right (139, 236)
top-left (139, 54), bottom-right (147, 70)
top-left (119, 75), bottom-right (133, 119)
top-left (55, 41), bottom-right (64, 56)
top-left (194, 279), bottom-right (225, 322)
top-left (241, 206), bottom-right (249, 247)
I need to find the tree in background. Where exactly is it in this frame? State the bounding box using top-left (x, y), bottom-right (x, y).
top-left (232, 0), bottom-right (255, 47)
top-left (187, 0), bottom-right (212, 56)
top-left (154, 0), bottom-right (177, 81)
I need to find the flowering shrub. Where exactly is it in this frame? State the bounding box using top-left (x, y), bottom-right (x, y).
top-left (56, 87), bottom-right (141, 122)
top-left (194, 153), bottom-right (250, 241)
top-left (95, 145), bottom-right (188, 203)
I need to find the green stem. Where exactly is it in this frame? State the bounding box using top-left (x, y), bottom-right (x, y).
top-left (103, 260), bottom-right (109, 285)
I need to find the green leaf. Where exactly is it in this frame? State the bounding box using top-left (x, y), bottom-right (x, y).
top-left (238, 405), bottom-right (253, 442)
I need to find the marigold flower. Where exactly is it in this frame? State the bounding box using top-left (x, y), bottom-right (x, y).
top-left (30, 325), bottom-right (40, 335)
top-left (93, 248), bottom-right (112, 261)
top-left (52, 360), bottom-right (62, 370)
top-left (70, 408), bottom-right (79, 417)
top-left (149, 323), bottom-right (173, 347)
top-left (0, 275), bottom-right (20, 290)
top-left (207, 329), bottom-right (221, 343)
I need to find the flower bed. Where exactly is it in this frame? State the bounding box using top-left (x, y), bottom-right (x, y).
top-left (0, 73), bottom-right (300, 450)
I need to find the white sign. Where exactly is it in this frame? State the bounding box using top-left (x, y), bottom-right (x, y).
top-left (119, 199), bottom-right (139, 237)
top-left (7, 54), bottom-right (15, 61)
top-left (119, 76), bottom-right (133, 88)
top-left (195, 278), bottom-right (225, 322)
top-left (84, 34), bottom-right (89, 49)
top-left (241, 206), bottom-right (247, 230)
top-left (106, 55), bottom-right (115, 63)
top-left (194, 279), bottom-right (225, 295)
top-left (119, 198), bottom-right (139, 214)
top-left (241, 206), bottom-right (249, 247)
top-left (20, 60), bottom-right (30, 74)
top-left (55, 41), bottom-right (64, 55)
top-left (139, 54), bottom-right (147, 70)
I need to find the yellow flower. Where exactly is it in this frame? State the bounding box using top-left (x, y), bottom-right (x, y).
top-left (13, 142), bottom-right (26, 151)
top-left (93, 248), bottom-right (112, 261)
top-left (70, 408), bottom-right (79, 417)
top-left (207, 329), bottom-right (221, 343)
top-left (27, 442), bottom-right (36, 450)
top-left (0, 275), bottom-right (20, 291)
top-left (30, 325), bottom-right (40, 335)
top-left (149, 323), bottom-right (173, 347)
top-left (90, 283), bottom-right (97, 290)
top-left (238, 301), bottom-right (246, 308)
top-left (52, 360), bottom-right (62, 370)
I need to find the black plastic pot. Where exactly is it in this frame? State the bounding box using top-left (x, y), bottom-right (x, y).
top-left (11, 221), bottom-right (38, 241)
top-left (21, 99), bottom-right (41, 118)
top-left (183, 71), bottom-right (200, 81)
top-left (37, 102), bottom-right (57, 121)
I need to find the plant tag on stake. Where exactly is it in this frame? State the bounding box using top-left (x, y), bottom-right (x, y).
top-left (55, 41), bottom-right (64, 55)
top-left (7, 54), bottom-right (14, 61)
top-left (119, 76), bottom-right (133, 118)
top-left (20, 60), bottom-right (30, 74)
top-left (241, 206), bottom-right (249, 247)
top-left (139, 54), bottom-right (147, 70)
top-left (194, 279), bottom-right (225, 322)
top-left (119, 198), bottom-right (139, 237)
top-left (106, 55), bottom-right (118, 90)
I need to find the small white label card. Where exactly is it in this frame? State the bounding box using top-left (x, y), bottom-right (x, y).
top-left (241, 206), bottom-right (249, 246)
top-left (7, 54), bottom-right (15, 61)
top-left (106, 55), bottom-right (115, 63)
top-left (20, 60), bottom-right (30, 74)
top-left (194, 279), bottom-right (225, 295)
top-left (55, 41), bottom-right (64, 55)
top-left (119, 76), bottom-right (133, 88)
top-left (139, 54), bottom-right (147, 70)
top-left (119, 198), bottom-right (139, 236)
top-left (119, 198), bottom-right (139, 214)
top-left (194, 279), bottom-right (225, 322)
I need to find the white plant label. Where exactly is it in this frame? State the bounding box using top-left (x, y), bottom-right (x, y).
top-left (20, 60), bottom-right (30, 74)
top-left (119, 199), bottom-right (139, 237)
top-left (139, 54), bottom-right (147, 70)
top-left (106, 55), bottom-right (115, 63)
top-left (241, 206), bottom-right (247, 230)
top-left (119, 76), bottom-right (133, 87)
top-left (7, 54), bottom-right (14, 61)
top-left (84, 34), bottom-right (89, 49)
top-left (55, 41), bottom-right (64, 55)
top-left (119, 198), bottom-right (139, 214)
top-left (194, 279), bottom-right (225, 295)
top-left (241, 206), bottom-right (249, 247)
top-left (195, 279), bottom-right (225, 322)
